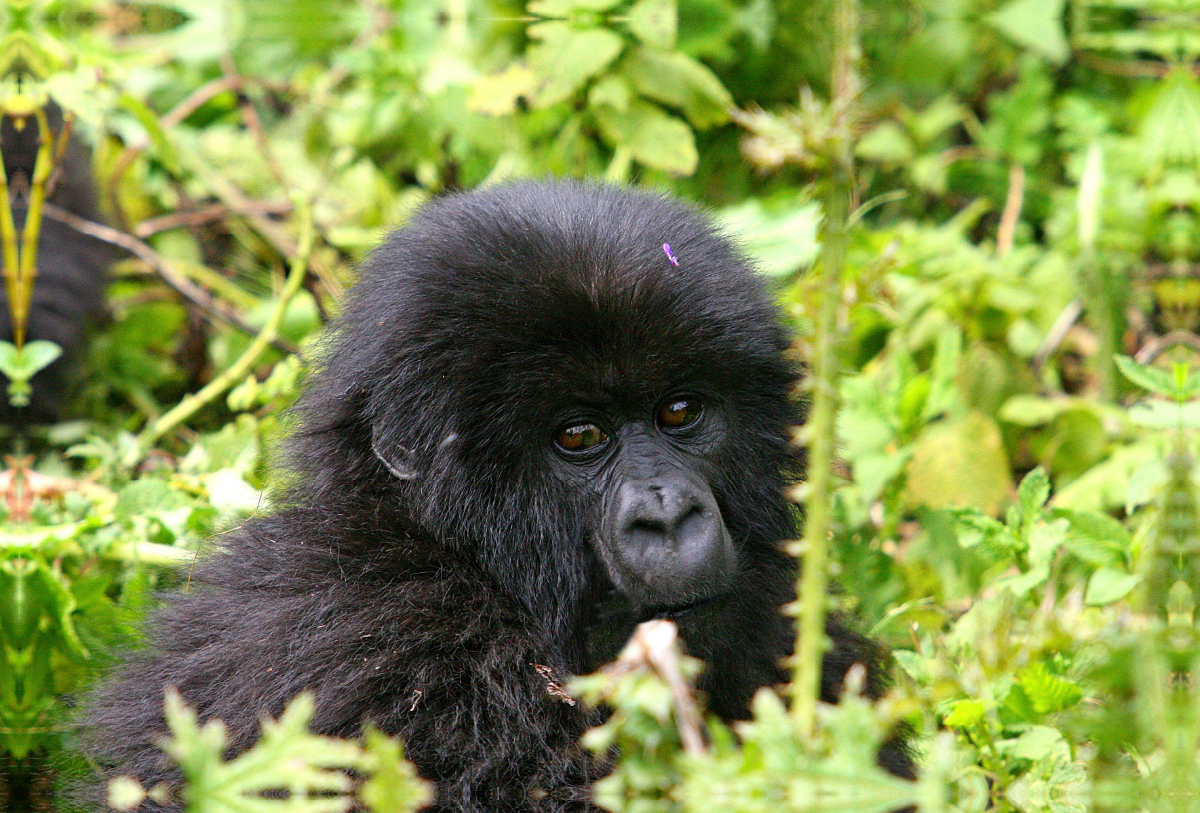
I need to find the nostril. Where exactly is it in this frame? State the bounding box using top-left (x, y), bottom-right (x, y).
top-left (630, 518), bottom-right (667, 535)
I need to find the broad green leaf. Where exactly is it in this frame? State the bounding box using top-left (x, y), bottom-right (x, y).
top-left (856, 121), bottom-right (915, 164)
top-left (468, 64), bottom-right (537, 116)
top-left (905, 413), bottom-right (1013, 515)
top-left (985, 0), bottom-right (1069, 64)
top-left (1084, 567), bottom-right (1141, 605)
top-left (943, 698), bottom-right (987, 728)
top-left (620, 48), bottom-right (732, 128)
top-left (593, 99), bottom-right (697, 175)
top-left (626, 0), bottom-right (677, 47)
top-left (528, 23), bottom-right (624, 107)
top-left (716, 198), bottom-right (821, 276)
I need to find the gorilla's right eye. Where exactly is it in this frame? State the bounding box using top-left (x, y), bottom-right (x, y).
top-left (555, 422), bottom-right (609, 454)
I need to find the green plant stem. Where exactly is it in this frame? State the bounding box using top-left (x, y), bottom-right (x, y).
top-left (15, 108), bottom-right (56, 348)
top-left (791, 0), bottom-right (860, 736)
top-left (138, 198), bottom-right (314, 450)
top-left (0, 141), bottom-right (18, 328)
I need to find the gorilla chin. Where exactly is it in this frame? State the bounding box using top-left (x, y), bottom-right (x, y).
top-left (84, 180), bottom-right (911, 813)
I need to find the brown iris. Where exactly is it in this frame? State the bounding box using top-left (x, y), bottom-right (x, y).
top-left (555, 422), bottom-right (609, 453)
top-left (657, 397), bottom-right (701, 429)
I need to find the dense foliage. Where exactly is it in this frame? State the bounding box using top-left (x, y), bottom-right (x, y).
top-left (0, 0), bottom-right (1197, 811)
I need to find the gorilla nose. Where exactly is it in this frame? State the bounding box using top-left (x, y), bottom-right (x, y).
top-left (608, 479), bottom-right (735, 607)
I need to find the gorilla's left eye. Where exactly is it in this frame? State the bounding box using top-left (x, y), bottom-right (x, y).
top-left (657, 397), bottom-right (702, 430)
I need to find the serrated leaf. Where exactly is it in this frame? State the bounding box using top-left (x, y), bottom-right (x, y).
top-left (528, 23), bottom-right (625, 107)
top-left (1017, 663), bottom-right (1082, 714)
top-left (1115, 354), bottom-right (1188, 400)
top-left (985, 0), bottom-right (1069, 64)
top-left (620, 47), bottom-right (732, 128)
top-left (1017, 467), bottom-right (1051, 520)
top-left (360, 727), bottom-right (433, 813)
top-left (593, 99), bottom-right (697, 174)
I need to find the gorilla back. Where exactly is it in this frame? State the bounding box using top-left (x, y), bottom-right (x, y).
top-left (0, 107), bottom-right (109, 424)
top-left (86, 182), bottom-right (906, 812)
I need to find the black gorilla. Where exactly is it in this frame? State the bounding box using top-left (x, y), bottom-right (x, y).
top-left (85, 182), bottom-right (909, 811)
top-left (0, 106), bottom-right (109, 424)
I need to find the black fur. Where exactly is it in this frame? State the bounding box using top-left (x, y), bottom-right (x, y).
top-left (84, 182), bottom-right (909, 811)
top-left (0, 106), bottom-right (109, 424)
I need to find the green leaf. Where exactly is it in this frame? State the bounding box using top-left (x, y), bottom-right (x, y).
top-left (855, 122), bottom-right (915, 164)
top-left (1017, 467), bottom-right (1051, 521)
top-left (529, 0), bottom-right (624, 15)
top-left (620, 47), bottom-right (732, 128)
top-left (360, 727), bottom-right (433, 813)
top-left (626, 0), bottom-right (677, 47)
top-left (1115, 354), bottom-right (1198, 401)
top-left (905, 413), bottom-right (1013, 515)
top-left (1017, 663), bottom-right (1083, 714)
top-left (985, 0), bottom-right (1069, 64)
top-left (593, 99), bottom-right (697, 175)
top-left (118, 93), bottom-right (182, 175)
top-left (715, 198), bottom-right (821, 277)
top-left (943, 698), bottom-right (987, 728)
top-left (1085, 567), bottom-right (1141, 606)
top-left (528, 23), bottom-right (625, 107)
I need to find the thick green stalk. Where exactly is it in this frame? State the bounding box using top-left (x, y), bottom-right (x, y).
top-left (15, 108), bottom-right (56, 348)
top-left (791, 0), bottom-right (860, 736)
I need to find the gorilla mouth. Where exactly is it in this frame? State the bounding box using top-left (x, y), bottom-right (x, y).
top-left (643, 591), bottom-right (731, 622)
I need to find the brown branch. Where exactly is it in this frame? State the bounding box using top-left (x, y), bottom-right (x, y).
top-left (134, 200), bottom-right (293, 238)
top-left (996, 163), bottom-right (1025, 259)
top-left (106, 76), bottom-right (244, 228)
top-left (42, 202), bottom-right (297, 355)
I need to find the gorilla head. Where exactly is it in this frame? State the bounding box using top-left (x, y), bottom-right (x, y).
top-left (288, 181), bottom-right (798, 665)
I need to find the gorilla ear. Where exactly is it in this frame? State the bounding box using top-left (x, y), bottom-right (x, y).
top-left (371, 424), bottom-right (419, 480)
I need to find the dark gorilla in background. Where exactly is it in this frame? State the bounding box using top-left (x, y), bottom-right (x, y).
top-left (0, 106), bottom-right (109, 424)
top-left (85, 182), bottom-right (911, 811)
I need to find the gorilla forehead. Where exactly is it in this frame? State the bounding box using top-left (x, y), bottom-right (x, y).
top-left (354, 182), bottom-right (787, 410)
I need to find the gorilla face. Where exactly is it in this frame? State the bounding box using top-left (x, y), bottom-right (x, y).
top-left (552, 392), bottom-right (736, 611)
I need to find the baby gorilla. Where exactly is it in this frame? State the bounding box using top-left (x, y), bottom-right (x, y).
top-left (86, 182), bottom-right (909, 811)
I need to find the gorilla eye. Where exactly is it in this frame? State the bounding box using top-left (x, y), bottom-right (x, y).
top-left (657, 397), bottom-right (702, 430)
top-left (555, 422), bottom-right (609, 454)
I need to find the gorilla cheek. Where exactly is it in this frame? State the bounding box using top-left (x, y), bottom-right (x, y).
top-left (597, 471), bottom-right (737, 610)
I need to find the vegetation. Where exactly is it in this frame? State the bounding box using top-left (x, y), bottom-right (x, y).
top-left (0, 0), bottom-right (1198, 810)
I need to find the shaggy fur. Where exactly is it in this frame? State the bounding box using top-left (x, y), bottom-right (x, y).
top-left (0, 106), bottom-right (109, 424)
top-left (84, 182), bottom-right (908, 812)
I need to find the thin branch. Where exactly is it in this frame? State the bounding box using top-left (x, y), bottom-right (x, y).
top-left (996, 163), bottom-right (1025, 259)
top-left (134, 200), bottom-right (293, 238)
top-left (42, 203), bottom-right (297, 355)
top-left (139, 198), bottom-right (314, 448)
